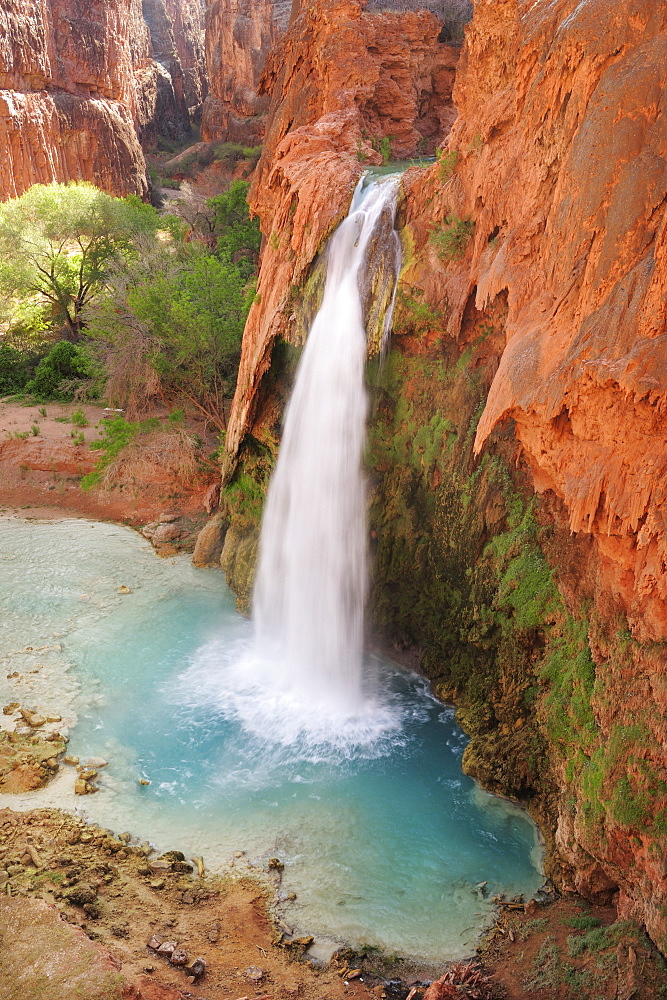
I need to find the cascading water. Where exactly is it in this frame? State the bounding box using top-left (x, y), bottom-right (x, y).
top-left (0, 172), bottom-right (543, 964)
top-left (250, 175), bottom-right (402, 717)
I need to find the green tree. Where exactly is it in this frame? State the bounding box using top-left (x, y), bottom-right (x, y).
top-left (208, 179), bottom-right (261, 278)
top-left (0, 182), bottom-right (161, 341)
top-left (87, 241), bottom-right (252, 430)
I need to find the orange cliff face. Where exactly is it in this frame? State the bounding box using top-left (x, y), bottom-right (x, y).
top-left (0, 0), bottom-right (207, 200)
top-left (0, 0), bottom-right (149, 197)
top-left (402, 0), bottom-right (667, 644)
top-left (398, 0), bottom-right (667, 946)
top-left (201, 0), bottom-right (291, 145)
top-left (223, 0), bottom-right (460, 466)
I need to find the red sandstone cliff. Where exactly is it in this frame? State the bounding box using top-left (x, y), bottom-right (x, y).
top-left (0, 0), bottom-right (207, 200)
top-left (223, 0), bottom-right (459, 465)
top-left (397, 0), bottom-right (667, 950)
top-left (221, 0), bottom-right (667, 954)
top-left (0, 0), bottom-right (149, 197)
top-left (200, 0), bottom-right (291, 144)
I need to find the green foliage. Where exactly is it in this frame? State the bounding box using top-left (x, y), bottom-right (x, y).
top-left (379, 136), bottom-right (392, 165)
top-left (81, 416), bottom-right (159, 489)
top-left (0, 182), bottom-right (161, 339)
top-left (70, 408), bottom-right (89, 427)
top-left (221, 472), bottom-right (265, 525)
top-left (208, 180), bottom-right (262, 279)
top-left (566, 915), bottom-right (602, 931)
top-left (436, 148), bottom-right (459, 181)
top-left (24, 340), bottom-right (96, 401)
top-left (214, 142), bottom-right (262, 163)
top-left (0, 344), bottom-right (31, 394)
top-left (566, 921), bottom-right (636, 957)
top-left (87, 231), bottom-right (253, 429)
top-left (430, 214), bottom-right (475, 261)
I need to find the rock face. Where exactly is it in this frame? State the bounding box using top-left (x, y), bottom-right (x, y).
top-left (395, 0), bottom-right (667, 954)
top-left (200, 0), bottom-right (291, 145)
top-left (223, 0), bottom-right (460, 468)
top-left (138, 0), bottom-right (207, 141)
top-left (0, 0), bottom-right (149, 197)
top-left (0, 0), bottom-right (207, 200)
top-left (218, 0), bottom-right (667, 957)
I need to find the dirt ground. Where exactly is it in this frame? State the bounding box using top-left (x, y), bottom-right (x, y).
top-left (0, 398), bottom-right (217, 529)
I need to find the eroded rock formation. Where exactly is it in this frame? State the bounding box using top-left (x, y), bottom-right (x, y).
top-left (200, 0), bottom-right (291, 144)
top-left (223, 0), bottom-right (460, 467)
top-left (393, 0), bottom-right (667, 953)
top-left (0, 0), bottom-right (207, 200)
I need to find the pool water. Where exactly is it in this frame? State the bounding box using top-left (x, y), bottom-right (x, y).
top-left (0, 517), bottom-right (542, 961)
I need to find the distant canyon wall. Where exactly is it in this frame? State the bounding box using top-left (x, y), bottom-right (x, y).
top-left (0, 0), bottom-right (206, 200)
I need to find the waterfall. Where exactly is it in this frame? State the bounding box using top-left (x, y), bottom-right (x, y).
top-left (251, 175), bottom-right (402, 717)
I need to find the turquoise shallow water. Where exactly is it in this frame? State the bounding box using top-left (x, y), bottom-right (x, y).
top-left (0, 517), bottom-right (542, 961)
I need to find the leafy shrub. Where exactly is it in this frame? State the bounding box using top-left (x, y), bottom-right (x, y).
top-left (430, 214), bottom-right (475, 261)
top-left (436, 148), bottom-right (459, 181)
top-left (25, 341), bottom-right (93, 400)
top-left (0, 345), bottom-right (31, 394)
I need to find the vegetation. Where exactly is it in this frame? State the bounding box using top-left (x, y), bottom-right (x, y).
top-left (430, 214), bottom-right (475, 261)
top-left (436, 148), bottom-right (459, 181)
top-left (0, 179), bottom-right (260, 429)
top-left (0, 182), bottom-right (160, 340)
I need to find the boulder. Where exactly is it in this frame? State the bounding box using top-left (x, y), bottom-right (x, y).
top-left (192, 512), bottom-right (227, 568)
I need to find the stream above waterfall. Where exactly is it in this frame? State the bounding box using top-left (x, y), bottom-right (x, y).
top-left (0, 517), bottom-right (542, 963)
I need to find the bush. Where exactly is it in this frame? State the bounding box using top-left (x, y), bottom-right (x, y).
top-left (430, 214), bottom-right (475, 261)
top-left (0, 345), bottom-right (31, 394)
top-left (25, 341), bottom-right (93, 400)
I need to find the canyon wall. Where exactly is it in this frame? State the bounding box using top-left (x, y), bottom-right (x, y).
top-left (223, 0), bottom-right (460, 467)
top-left (0, 0), bottom-right (149, 197)
top-left (0, 0), bottom-right (207, 200)
top-left (218, 0), bottom-right (667, 955)
top-left (200, 0), bottom-right (291, 145)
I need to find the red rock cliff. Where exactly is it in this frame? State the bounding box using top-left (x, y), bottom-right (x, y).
top-left (200, 0), bottom-right (291, 144)
top-left (0, 0), bottom-right (149, 197)
top-left (399, 0), bottom-right (667, 950)
top-left (224, 0), bottom-right (459, 465)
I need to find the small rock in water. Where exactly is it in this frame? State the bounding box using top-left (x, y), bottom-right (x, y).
top-left (64, 755), bottom-right (79, 766)
top-left (245, 966), bottom-right (264, 981)
top-left (74, 779), bottom-right (89, 796)
top-left (45, 714), bottom-right (62, 723)
top-left (116, 586), bottom-right (132, 594)
top-left (138, 778), bottom-right (151, 786)
top-left (158, 850), bottom-right (186, 863)
top-left (268, 857), bottom-right (284, 871)
top-left (2, 703), bottom-right (19, 715)
top-left (86, 757), bottom-right (108, 768)
top-left (170, 949), bottom-right (188, 966)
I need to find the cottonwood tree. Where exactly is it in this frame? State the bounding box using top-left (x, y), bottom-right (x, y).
top-left (0, 182), bottom-right (161, 341)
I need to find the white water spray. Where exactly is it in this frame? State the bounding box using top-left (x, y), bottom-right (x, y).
top-left (250, 175), bottom-right (401, 718)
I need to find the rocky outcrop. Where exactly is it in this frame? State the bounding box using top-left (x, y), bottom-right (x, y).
top-left (223, 0), bottom-right (461, 469)
top-left (0, 0), bottom-right (150, 197)
top-left (200, 0), bottom-right (291, 145)
top-left (138, 0), bottom-right (207, 141)
top-left (394, 0), bottom-right (667, 954)
top-left (0, 0), bottom-right (208, 200)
